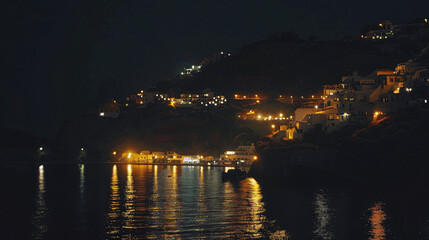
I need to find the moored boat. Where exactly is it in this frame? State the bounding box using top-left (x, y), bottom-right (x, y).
top-left (222, 168), bottom-right (246, 181)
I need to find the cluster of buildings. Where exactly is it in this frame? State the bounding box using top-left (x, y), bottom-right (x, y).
top-left (175, 90), bottom-right (226, 107)
top-left (115, 144), bottom-right (256, 166)
top-left (180, 51), bottom-right (232, 77)
top-left (97, 89), bottom-right (228, 117)
top-left (362, 18), bottom-right (429, 40)
top-left (276, 60), bottom-right (429, 141)
top-left (238, 110), bottom-right (290, 121)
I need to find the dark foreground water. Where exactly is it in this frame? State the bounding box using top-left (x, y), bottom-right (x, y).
top-left (1, 163), bottom-right (428, 239)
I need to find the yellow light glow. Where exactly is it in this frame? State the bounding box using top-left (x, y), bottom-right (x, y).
top-left (256, 100), bottom-right (260, 103)
top-left (255, 94), bottom-right (258, 97)
top-left (253, 156), bottom-right (257, 160)
top-left (271, 124), bottom-right (275, 129)
top-left (379, 23), bottom-right (383, 27)
top-left (169, 100), bottom-right (176, 108)
top-left (128, 153), bottom-right (131, 159)
top-left (173, 156), bottom-right (176, 159)
top-left (279, 113), bottom-right (283, 117)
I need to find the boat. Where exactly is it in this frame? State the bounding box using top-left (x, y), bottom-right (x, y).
top-left (222, 168), bottom-right (246, 181)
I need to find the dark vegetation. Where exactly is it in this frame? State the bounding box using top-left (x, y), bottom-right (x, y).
top-left (50, 104), bottom-right (258, 161)
top-left (250, 106), bottom-right (429, 185)
top-left (158, 33), bottom-right (427, 96)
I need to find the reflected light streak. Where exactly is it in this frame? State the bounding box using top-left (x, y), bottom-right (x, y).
top-left (369, 202), bottom-right (387, 240)
top-left (313, 189), bottom-right (335, 240)
top-left (246, 178), bottom-right (265, 235)
top-left (79, 164), bottom-right (85, 197)
top-left (32, 165), bottom-right (48, 239)
top-left (123, 164), bottom-right (135, 228)
top-left (105, 164), bottom-right (120, 236)
top-left (160, 165), bottom-right (181, 238)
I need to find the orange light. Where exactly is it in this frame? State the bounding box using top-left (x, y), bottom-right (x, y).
top-left (253, 156), bottom-right (257, 160)
top-left (271, 124), bottom-right (275, 129)
top-left (169, 100), bottom-right (176, 108)
top-left (113, 151), bottom-right (117, 155)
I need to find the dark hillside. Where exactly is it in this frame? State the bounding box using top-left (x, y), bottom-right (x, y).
top-left (172, 37), bottom-right (427, 96)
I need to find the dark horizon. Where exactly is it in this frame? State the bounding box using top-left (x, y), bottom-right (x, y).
top-left (2, 0), bottom-right (429, 137)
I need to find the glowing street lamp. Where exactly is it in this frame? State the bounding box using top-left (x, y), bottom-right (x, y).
top-left (253, 156), bottom-right (258, 160)
top-left (271, 124), bottom-right (275, 129)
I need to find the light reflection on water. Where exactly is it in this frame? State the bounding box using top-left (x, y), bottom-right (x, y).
top-left (313, 188), bottom-right (335, 240)
top-left (369, 202), bottom-right (387, 240)
top-left (17, 164), bottom-right (421, 239)
top-left (105, 164), bottom-right (121, 236)
top-left (123, 164), bottom-right (135, 229)
top-left (32, 165), bottom-right (48, 239)
top-left (101, 165), bottom-right (269, 239)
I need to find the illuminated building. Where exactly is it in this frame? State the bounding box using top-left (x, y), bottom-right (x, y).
top-left (220, 144), bottom-right (256, 166)
top-left (98, 99), bottom-right (120, 118)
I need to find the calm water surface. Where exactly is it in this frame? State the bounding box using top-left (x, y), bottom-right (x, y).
top-left (1, 163), bottom-right (428, 239)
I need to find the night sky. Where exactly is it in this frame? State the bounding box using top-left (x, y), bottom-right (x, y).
top-left (2, 0), bottom-right (429, 137)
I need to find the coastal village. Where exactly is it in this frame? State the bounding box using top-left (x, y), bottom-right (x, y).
top-left (96, 18), bottom-right (429, 167)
